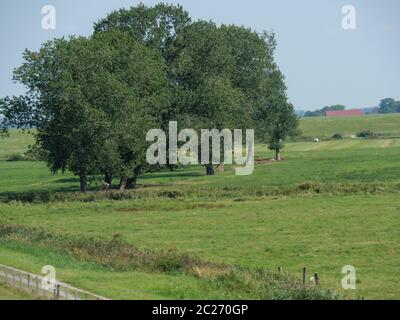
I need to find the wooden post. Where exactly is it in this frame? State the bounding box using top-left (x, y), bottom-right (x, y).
top-left (314, 273), bottom-right (319, 286)
top-left (27, 274), bottom-right (31, 288)
top-left (12, 273), bottom-right (15, 287)
top-left (19, 274), bottom-right (22, 288)
top-left (278, 267), bottom-right (283, 274)
top-left (65, 287), bottom-right (69, 300)
top-left (74, 289), bottom-right (78, 300)
top-left (302, 267), bottom-right (307, 284)
top-left (36, 276), bottom-right (39, 292)
top-left (56, 284), bottom-right (60, 299)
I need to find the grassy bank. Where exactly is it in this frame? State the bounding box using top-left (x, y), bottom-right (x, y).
top-left (0, 282), bottom-right (36, 300)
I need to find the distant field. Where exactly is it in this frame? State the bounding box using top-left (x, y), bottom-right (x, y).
top-left (2, 137), bottom-right (399, 193)
top-left (0, 118), bottom-right (400, 299)
top-left (0, 130), bottom-right (34, 160)
top-left (2, 113), bottom-right (399, 160)
top-left (300, 113), bottom-right (400, 138)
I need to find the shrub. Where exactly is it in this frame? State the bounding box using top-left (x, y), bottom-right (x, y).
top-left (212, 267), bottom-right (342, 300)
top-left (6, 153), bottom-right (25, 161)
top-left (356, 130), bottom-right (377, 139)
top-left (0, 190), bottom-right (55, 203)
top-left (157, 190), bottom-right (183, 199)
top-left (6, 152), bottom-right (36, 161)
top-left (332, 133), bottom-right (343, 140)
top-left (0, 223), bottom-right (206, 274)
top-left (23, 148), bottom-right (39, 161)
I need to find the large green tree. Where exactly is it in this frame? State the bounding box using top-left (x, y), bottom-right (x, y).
top-left (1, 31), bottom-right (167, 192)
top-left (169, 21), bottom-right (285, 174)
top-left (94, 5), bottom-right (295, 175)
top-left (2, 2), bottom-right (297, 185)
top-left (94, 3), bottom-right (191, 171)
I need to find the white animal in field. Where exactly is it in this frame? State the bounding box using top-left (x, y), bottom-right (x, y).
top-left (313, 138), bottom-right (320, 143)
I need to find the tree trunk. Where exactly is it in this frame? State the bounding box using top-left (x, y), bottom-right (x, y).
top-left (275, 149), bottom-right (281, 161)
top-left (119, 176), bottom-right (128, 192)
top-left (79, 175), bottom-right (87, 193)
top-left (216, 162), bottom-right (225, 173)
top-left (126, 167), bottom-right (141, 190)
top-left (205, 164), bottom-right (215, 176)
top-left (126, 178), bottom-right (134, 190)
top-left (104, 172), bottom-right (112, 186)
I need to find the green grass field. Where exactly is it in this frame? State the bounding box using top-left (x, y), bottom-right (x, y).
top-left (0, 130), bottom-right (34, 160)
top-left (0, 114), bottom-right (399, 300)
top-left (300, 113), bottom-right (400, 138)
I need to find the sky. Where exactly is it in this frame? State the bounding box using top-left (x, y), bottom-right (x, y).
top-left (0, 0), bottom-right (399, 110)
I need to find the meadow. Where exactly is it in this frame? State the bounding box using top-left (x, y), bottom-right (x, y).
top-left (0, 114), bottom-right (399, 299)
top-left (299, 113), bottom-right (400, 139)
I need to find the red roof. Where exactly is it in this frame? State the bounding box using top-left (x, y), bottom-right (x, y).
top-left (325, 109), bottom-right (364, 117)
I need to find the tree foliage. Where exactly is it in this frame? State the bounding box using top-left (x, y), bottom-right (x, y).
top-left (379, 98), bottom-right (400, 114)
top-left (94, 2), bottom-right (191, 59)
top-left (169, 21), bottom-right (295, 171)
top-left (2, 31), bottom-right (167, 191)
top-left (1, 3), bottom-right (299, 189)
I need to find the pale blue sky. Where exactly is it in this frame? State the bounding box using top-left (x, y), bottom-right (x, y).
top-left (0, 0), bottom-right (399, 110)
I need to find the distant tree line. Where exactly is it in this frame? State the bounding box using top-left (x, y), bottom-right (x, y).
top-left (0, 3), bottom-right (298, 192)
top-left (304, 105), bottom-right (346, 117)
top-left (303, 97), bottom-right (400, 117)
top-left (378, 98), bottom-right (400, 114)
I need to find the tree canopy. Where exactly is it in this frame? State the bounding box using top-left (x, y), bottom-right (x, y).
top-left (1, 2), bottom-right (299, 188)
top-left (379, 98), bottom-right (400, 114)
top-left (1, 31), bottom-right (167, 191)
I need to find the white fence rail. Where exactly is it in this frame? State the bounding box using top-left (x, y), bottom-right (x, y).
top-left (0, 264), bottom-right (109, 300)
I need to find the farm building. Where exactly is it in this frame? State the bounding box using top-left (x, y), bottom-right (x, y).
top-left (324, 109), bottom-right (364, 117)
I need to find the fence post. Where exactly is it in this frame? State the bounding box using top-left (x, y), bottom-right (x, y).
top-left (302, 267), bottom-right (307, 284)
top-left (36, 276), bottom-right (39, 293)
top-left (74, 289), bottom-right (78, 300)
top-left (27, 274), bottom-right (31, 288)
top-left (314, 273), bottom-right (319, 286)
top-left (49, 280), bottom-right (52, 299)
top-left (56, 284), bottom-right (60, 300)
top-left (278, 267), bottom-right (283, 274)
top-left (65, 287), bottom-right (69, 300)
top-left (19, 274), bottom-right (22, 288)
top-left (12, 273), bottom-right (15, 287)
